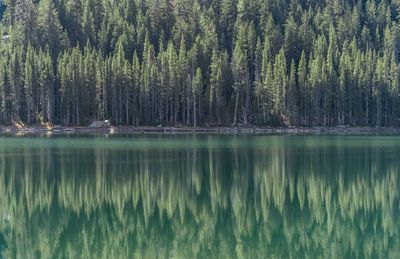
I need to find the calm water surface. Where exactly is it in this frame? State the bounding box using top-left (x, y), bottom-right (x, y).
top-left (0, 135), bottom-right (399, 258)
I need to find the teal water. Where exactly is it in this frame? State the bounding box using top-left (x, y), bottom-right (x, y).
top-left (0, 135), bottom-right (399, 258)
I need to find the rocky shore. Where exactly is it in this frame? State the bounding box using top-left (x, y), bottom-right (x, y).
top-left (1, 124), bottom-right (400, 135)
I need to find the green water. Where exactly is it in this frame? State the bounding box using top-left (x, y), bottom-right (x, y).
top-left (0, 135), bottom-right (399, 259)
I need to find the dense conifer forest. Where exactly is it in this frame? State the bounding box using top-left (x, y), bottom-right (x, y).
top-left (0, 0), bottom-right (400, 126)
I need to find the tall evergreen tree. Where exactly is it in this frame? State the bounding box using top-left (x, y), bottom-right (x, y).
top-left (232, 23), bottom-right (249, 125)
top-left (192, 67), bottom-right (202, 127)
top-left (0, 0), bottom-right (400, 127)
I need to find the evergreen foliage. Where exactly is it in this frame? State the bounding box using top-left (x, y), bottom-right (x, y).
top-left (0, 0), bottom-right (400, 126)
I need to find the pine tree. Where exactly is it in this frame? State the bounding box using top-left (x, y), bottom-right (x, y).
top-left (273, 48), bottom-right (287, 121)
top-left (0, 55), bottom-right (11, 123)
top-left (24, 45), bottom-right (36, 123)
top-left (192, 67), bottom-right (202, 127)
top-left (95, 54), bottom-right (105, 120)
top-left (37, 0), bottom-right (66, 57)
top-left (140, 35), bottom-right (155, 124)
top-left (38, 50), bottom-right (55, 123)
top-left (232, 23), bottom-right (249, 125)
top-left (284, 14), bottom-right (301, 62)
top-left (220, 0), bottom-right (237, 53)
top-left (288, 60), bottom-right (298, 124)
top-left (64, 0), bottom-right (83, 44)
top-left (166, 40), bottom-right (177, 124)
top-left (209, 49), bottom-right (223, 124)
top-left (8, 47), bottom-right (22, 122)
top-left (111, 39), bottom-right (127, 124)
top-left (298, 51), bottom-right (307, 125)
top-left (327, 23), bottom-right (338, 125)
top-left (177, 37), bottom-right (188, 124)
top-left (82, 0), bottom-right (96, 46)
top-left (14, 0), bottom-right (36, 46)
top-left (81, 43), bottom-right (96, 123)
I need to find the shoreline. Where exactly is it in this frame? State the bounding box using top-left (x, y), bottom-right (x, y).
top-left (1, 125), bottom-right (400, 135)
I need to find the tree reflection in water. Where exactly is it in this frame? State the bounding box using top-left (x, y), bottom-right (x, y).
top-left (0, 135), bottom-right (399, 258)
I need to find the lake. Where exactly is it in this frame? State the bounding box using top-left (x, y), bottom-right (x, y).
top-left (0, 135), bottom-right (399, 258)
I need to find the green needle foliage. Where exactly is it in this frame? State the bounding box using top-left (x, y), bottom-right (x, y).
top-left (0, 0), bottom-right (400, 126)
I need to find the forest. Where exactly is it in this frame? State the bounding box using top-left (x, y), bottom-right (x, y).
top-left (0, 0), bottom-right (400, 126)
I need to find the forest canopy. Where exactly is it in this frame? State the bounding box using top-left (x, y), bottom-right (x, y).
top-left (1, 0), bottom-right (400, 126)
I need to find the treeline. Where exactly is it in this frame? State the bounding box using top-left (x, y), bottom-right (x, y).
top-left (1, 0), bottom-right (400, 126)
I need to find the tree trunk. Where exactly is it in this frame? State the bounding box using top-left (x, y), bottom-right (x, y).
top-left (233, 85), bottom-right (239, 125)
top-left (193, 98), bottom-right (196, 127)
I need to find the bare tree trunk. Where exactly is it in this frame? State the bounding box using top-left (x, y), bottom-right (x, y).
top-left (47, 83), bottom-right (54, 123)
top-left (365, 89), bottom-right (369, 126)
top-left (193, 98), bottom-right (196, 127)
top-left (126, 90), bottom-right (129, 124)
top-left (233, 85), bottom-right (239, 125)
top-left (384, 96), bottom-right (388, 127)
top-left (27, 103), bottom-right (31, 124)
